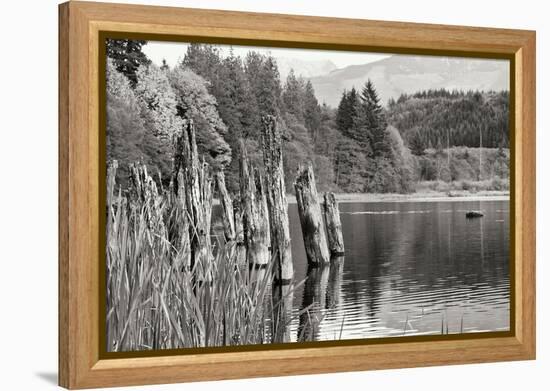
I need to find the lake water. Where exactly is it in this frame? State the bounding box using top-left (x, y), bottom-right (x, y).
top-left (283, 199), bottom-right (510, 342)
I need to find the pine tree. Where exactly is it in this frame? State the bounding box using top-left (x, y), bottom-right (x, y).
top-left (216, 52), bottom-right (260, 191)
top-left (303, 80), bottom-right (322, 138)
top-left (106, 39), bottom-right (151, 84)
top-left (409, 129), bottom-right (426, 156)
top-left (245, 52), bottom-right (282, 119)
top-left (359, 79), bottom-right (389, 157)
top-left (335, 88), bottom-right (358, 135)
top-left (282, 69), bottom-right (306, 122)
top-left (181, 43), bottom-right (222, 84)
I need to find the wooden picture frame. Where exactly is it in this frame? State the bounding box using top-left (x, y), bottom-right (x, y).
top-left (59, 1), bottom-right (536, 389)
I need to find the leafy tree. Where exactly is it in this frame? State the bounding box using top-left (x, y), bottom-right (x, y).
top-left (134, 64), bottom-right (182, 140)
top-left (106, 39), bottom-right (151, 84)
top-left (106, 58), bottom-right (138, 105)
top-left (106, 60), bottom-right (171, 188)
top-left (168, 67), bottom-right (231, 170)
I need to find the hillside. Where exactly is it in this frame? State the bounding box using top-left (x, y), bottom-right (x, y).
top-left (386, 90), bottom-right (510, 149)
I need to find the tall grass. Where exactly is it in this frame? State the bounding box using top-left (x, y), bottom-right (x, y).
top-left (105, 161), bottom-right (298, 352)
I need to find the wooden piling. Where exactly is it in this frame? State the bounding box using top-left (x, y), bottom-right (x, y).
top-left (173, 120), bottom-right (213, 277)
top-left (215, 170), bottom-right (236, 242)
top-left (233, 199), bottom-right (246, 267)
top-left (323, 192), bottom-right (345, 256)
top-left (175, 169), bottom-right (191, 270)
top-left (261, 116), bottom-right (293, 284)
top-left (239, 140), bottom-right (270, 268)
top-left (294, 164), bottom-right (330, 267)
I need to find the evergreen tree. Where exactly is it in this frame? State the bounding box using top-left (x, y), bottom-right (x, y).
top-left (106, 39), bottom-right (151, 84)
top-left (216, 52), bottom-right (260, 191)
top-left (359, 79), bottom-right (389, 157)
top-left (282, 69), bottom-right (306, 122)
top-left (334, 136), bottom-right (369, 192)
top-left (245, 52), bottom-right (282, 119)
top-left (303, 80), bottom-right (322, 138)
top-left (181, 43), bottom-right (222, 86)
top-left (408, 129), bottom-right (426, 156)
top-left (387, 90), bottom-right (509, 148)
top-left (335, 88), bottom-right (358, 135)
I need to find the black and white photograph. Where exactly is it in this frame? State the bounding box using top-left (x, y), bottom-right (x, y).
top-left (104, 38), bottom-right (510, 353)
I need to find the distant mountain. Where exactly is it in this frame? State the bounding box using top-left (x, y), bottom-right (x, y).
top-left (309, 55), bottom-right (509, 107)
top-left (274, 57), bottom-right (337, 80)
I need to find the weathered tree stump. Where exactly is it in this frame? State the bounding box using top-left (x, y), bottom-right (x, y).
top-left (239, 140), bottom-right (270, 268)
top-left (294, 164), bottom-right (330, 267)
top-left (323, 192), bottom-right (345, 256)
top-left (172, 120), bottom-right (213, 278)
top-left (261, 116), bottom-right (293, 284)
top-left (175, 169), bottom-right (191, 270)
top-left (215, 170), bottom-right (236, 242)
top-left (233, 199), bottom-right (246, 267)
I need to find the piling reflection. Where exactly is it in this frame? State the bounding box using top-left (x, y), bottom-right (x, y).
top-left (271, 283), bottom-right (293, 343)
top-left (297, 265), bottom-right (330, 342)
top-left (327, 256), bottom-right (345, 309)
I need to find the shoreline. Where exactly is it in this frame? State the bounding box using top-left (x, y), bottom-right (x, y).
top-left (285, 191), bottom-right (509, 204)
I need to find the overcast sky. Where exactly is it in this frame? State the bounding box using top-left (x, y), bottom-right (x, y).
top-left (142, 40), bottom-right (389, 70)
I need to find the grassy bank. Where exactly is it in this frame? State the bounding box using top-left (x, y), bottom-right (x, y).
top-left (286, 189), bottom-right (509, 204)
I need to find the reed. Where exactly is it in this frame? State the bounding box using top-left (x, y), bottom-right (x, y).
top-left (106, 160), bottom-right (299, 352)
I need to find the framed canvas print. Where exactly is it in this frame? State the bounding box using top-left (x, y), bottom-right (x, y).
top-left (58, 1), bottom-right (536, 389)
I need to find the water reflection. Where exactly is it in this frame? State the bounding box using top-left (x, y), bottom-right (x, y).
top-left (287, 200), bottom-right (510, 340)
top-left (214, 200), bottom-right (510, 343)
top-left (297, 265), bottom-right (329, 342)
top-left (271, 284), bottom-right (293, 343)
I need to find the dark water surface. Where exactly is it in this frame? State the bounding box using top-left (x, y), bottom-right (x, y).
top-left (284, 199), bottom-right (510, 341)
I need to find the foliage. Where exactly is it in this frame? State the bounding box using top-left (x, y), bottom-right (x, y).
top-left (106, 61), bottom-right (172, 188)
top-left (134, 64), bottom-right (182, 140)
top-left (413, 147), bottom-right (510, 182)
top-left (106, 39), bottom-right (509, 197)
top-left (106, 39), bottom-right (151, 84)
top-left (168, 67), bottom-right (231, 170)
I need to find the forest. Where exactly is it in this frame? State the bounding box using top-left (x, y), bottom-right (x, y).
top-left (107, 40), bottom-right (510, 195)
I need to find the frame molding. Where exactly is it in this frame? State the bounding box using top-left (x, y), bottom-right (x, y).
top-left (59, 1), bottom-right (536, 388)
